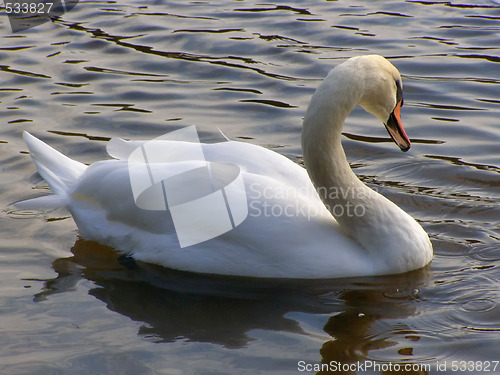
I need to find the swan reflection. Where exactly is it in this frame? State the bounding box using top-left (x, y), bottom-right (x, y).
top-left (35, 239), bottom-right (431, 374)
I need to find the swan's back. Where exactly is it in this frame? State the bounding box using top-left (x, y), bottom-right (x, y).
top-left (65, 139), bottom-right (374, 278)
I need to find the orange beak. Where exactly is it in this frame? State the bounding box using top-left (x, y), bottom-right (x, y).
top-left (384, 100), bottom-right (410, 152)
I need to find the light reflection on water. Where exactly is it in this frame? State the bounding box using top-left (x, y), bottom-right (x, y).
top-left (0, 1), bottom-right (499, 374)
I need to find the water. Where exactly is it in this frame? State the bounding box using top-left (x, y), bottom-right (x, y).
top-left (1, 1), bottom-right (499, 374)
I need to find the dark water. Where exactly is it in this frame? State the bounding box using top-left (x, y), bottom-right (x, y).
top-left (1, 1), bottom-right (499, 374)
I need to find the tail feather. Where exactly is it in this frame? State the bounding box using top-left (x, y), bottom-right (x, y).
top-left (17, 132), bottom-right (87, 209)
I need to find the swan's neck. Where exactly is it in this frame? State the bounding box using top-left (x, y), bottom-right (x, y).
top-left (301, 70), bottom-right (404, 254)
top-left (300, 60), bottom-right (432, 273)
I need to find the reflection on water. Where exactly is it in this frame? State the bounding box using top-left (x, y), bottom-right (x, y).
top-left (1, 0), bottom-right (499, 373)
top-left (37, 239), bottom-right (433, 373)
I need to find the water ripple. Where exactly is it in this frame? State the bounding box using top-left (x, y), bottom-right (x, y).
top-left (1, 0), bottom-right (499, 373)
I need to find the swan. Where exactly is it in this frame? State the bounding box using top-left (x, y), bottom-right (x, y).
top-left (17, 55), bottom-right (432, 279)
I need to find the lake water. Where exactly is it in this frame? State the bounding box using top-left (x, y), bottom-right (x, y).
top-left (1, 1), bottom-right (499, 374)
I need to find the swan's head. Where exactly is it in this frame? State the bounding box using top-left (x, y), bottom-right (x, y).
top-left (354, 55), bottom-right (411, 152)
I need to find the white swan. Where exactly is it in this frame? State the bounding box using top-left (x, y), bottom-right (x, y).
top-left (18, 55), bottom-right (432, 279)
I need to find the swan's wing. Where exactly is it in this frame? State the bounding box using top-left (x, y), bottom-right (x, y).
top-left (68, 139), bottom-right (373, 278)
top-left (70, 139), bottom-right (323, 244)
top-left (72, 139), bottom-right (311, 227)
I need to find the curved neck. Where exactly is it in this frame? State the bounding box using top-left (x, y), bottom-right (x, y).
top-left (300, 60), bottom-right (432, 273)
top-left (301, 70), bottom-right (378, 241)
